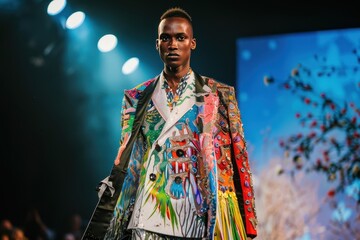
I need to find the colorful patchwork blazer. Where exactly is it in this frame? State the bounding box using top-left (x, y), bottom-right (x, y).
top-left (82, 72), bottom-right (257, 240)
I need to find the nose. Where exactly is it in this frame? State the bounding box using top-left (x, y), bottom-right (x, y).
top-left (168, 38), bottom-right (178, 49)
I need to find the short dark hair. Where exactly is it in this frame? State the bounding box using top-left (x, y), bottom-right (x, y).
top-left (160, 7), bottom-right (192, 23)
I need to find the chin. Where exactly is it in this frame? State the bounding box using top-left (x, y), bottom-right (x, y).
top-left (166, 63), bottom-right (180, 69)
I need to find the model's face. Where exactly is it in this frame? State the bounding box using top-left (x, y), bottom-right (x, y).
top-left (156, 17), bottom-right (196, 70)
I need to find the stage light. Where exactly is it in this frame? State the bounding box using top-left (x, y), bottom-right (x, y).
top-left (47, 0), bottom-right (66, 16)
top-left (97, 34), bottom-right (118, 53)
top-left (122, 57), bottom-right (139, 75)
top-left (65, 11), bottom-right (85, 29)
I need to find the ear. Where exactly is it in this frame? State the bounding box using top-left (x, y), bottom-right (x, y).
top-left (191, 38), bottom-right (196, 50)
top-left (155, 39), bottom-right (159, 50)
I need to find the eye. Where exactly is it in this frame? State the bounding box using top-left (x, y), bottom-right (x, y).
top-left (160, 35), bottom-right (169, 41)
top-left (177, 35), bottom-right (186, 41)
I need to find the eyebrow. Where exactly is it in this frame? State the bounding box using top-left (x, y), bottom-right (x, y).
top-left (159, 32), bottom-right (188, 37)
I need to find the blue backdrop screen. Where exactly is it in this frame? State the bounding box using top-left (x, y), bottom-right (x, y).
top-left (237, 28), bottom-right (360, 239)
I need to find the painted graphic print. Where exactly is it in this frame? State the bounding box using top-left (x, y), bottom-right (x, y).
top-left (138, 105), bottom-right (207, 237)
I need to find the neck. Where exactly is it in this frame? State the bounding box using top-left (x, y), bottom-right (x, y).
top-left (164, 65), bottom-right (190, 80)
top-left (163, 66), bottom-right (191, 92)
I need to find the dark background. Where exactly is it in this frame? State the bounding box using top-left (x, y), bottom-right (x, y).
top-left (1, 0), bottom-right (359, 234)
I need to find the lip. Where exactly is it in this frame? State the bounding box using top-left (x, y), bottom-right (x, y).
top-left (166, 54), bottom-right (180, 61)
top-left (166, 53), bottom-right (179, 57)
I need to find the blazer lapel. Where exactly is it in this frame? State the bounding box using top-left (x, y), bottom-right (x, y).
top-left (194, 72), bottom-right (218, 134)
top-left (155, 72), bottom-right (213, 146)
top-left (151, 76), bottom-right (171, 121)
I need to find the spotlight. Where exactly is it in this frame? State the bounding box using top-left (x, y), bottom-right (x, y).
top-left (47, 0), bottom-right (67, 16)
top-left (97, 34), bottom-right (118, 53)
top-left (122, 57), bottom-right (139, 75)
top-left (65, 11), bottom-right (85, 29)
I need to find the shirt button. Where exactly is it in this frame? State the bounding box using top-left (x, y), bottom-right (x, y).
top-left (149, 173), bottom-right (156, 181)
top-left (176, 149), bottom-right (185, 157)
top-left (175, 176), bottom-right (182, 184)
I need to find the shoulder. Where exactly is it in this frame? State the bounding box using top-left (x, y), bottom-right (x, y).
top-left (124, 77), bottom-right (157, 99)
top-left (200, 75), bottom-right (235, 92)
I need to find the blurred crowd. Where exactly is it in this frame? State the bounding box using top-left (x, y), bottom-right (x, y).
top-left (0, 209), bottom-right (84, 240)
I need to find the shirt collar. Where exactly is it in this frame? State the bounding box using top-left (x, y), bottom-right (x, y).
top-left (160, 69), bottom-right (194, 90)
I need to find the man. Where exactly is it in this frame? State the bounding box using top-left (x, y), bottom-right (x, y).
top-left (82, 7), bottom-right (257, 240)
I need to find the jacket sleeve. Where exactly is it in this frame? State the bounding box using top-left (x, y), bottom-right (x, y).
top-left (226, 86), bottom-right (258, 238)
top-left (114, 90), bottom-right (137, 165)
